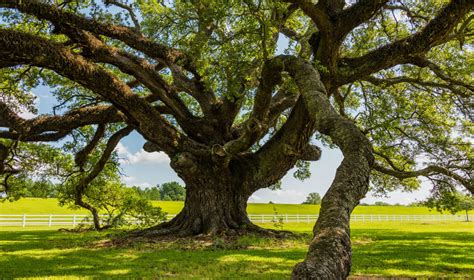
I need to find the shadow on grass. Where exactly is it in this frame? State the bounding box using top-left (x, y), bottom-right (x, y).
top-left (0, 230), bottom-right (304, 279)
top-left (351, 229), bottom-right (474, 277)
top-left (0, 227), bottom-right (473, 278)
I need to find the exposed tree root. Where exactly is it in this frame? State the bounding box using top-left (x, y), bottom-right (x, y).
top-left (112, 218), bottom-right (303, 248)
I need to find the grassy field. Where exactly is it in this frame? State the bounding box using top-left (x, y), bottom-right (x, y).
top-left (0, 197), bottom-right (457, 215)
top-left (0, 221), bottom-right (472, 279)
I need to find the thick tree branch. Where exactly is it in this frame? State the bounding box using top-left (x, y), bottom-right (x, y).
top-left (0, 101), bottom-right (123, 139)
top-left (0, 28), bottom-right (205, 155)
top-left (374, 163), bottom-right (473, 194)
top-left (334, 0), bottom-right (389, 40)
top-left (410, 56), bottom-right (474, 93)
top-left (285, 0), bottom-right (332, 33)
top-left (62, 29), bottom-right (216, 142)
top-left (237, 55), bottom-right (373, 278)
top-left (363, 75), bottom-right (472, 98)
top-left (338, 0), bottom-right (474, 84)
top-left (0, 0), bottom-right (192, 68)
top-left (75, 124), bottom-right (106, 170)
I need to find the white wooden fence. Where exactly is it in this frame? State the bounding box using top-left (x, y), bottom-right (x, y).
top-left (0, 213), bottom-right (470, 227)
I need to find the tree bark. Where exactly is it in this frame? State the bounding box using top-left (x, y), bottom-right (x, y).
top-left (165, 181), bottom-right (251, 235)
top-left (255, 56), bottom-right (375, 279)
top-left (136, 154), bottom-right (259, 236)
top-left (292, 146), bottom-right (373, 279)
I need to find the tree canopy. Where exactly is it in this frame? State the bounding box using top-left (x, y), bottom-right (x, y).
top-left (158, 181), bottom-right (185, 201)
top-left (0, 0), bottom-right (472, 278)
top-left (302, 192), bottom-right (321, 204)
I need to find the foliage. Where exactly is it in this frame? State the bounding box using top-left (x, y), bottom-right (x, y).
top-left (424, 189), bottom-right (474, 221)
top-left (131, 186), bottom-right (161, 201)
top-left (374, 201), bottom-right (391, 206)
top-left (302, 192), bottom-right (321, 205)
top-left (158, 181), bottom-right (186, 201)
top-left (58, 180), bottom-right (166, 229)
top-left (22, 179), bottom-right (58, 198)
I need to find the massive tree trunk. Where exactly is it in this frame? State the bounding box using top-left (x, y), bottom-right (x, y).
top-left (166, 181), bottom-right (251, 235)
top-left (136, 153), bottom-right (260, 236)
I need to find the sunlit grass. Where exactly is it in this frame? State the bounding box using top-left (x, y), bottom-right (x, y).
top-left (2, 197), bottom-right (466, 215)
top-left (0, 221), bottom-right (472, 278)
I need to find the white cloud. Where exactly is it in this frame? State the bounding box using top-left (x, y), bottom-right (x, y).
top-left (121, 174), bottom-right (136, 183)
top-left (115, 142), bottom-right (170, 165)
top-left (115, 142), bottom-right (130, 157)
top-left (134, 182), bottom-right (152, 188)
top-left (249, 194), bottom-right (262, 202)
top-left (273, 189), bottom-right (306, 201)
top-left (120, 174), bottom-right (152, 188)
top-left (127, 149), bottom-right (170, 164)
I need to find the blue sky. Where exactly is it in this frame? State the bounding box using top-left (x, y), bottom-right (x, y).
top-left (29, 84), bottom-right (432, 205)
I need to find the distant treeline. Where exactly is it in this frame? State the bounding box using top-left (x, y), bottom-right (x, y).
top-left (130, 182), bottom-right (185, 201)
top-left (359, 201), bottom-right (423, 207)
top-left (12, 179), bottom-right (186, 202)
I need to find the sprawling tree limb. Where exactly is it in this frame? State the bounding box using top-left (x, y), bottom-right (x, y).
top-left (75, 124), bottom-right (106, 171)
top-left (333, 0), bottom-right (389, 41)
top-left (222, 62), bottom-right (285, 156)
top-left (409, 56), bottom-right (474, 93)
top-left (338, 0), bottom-right (474, 83)
top-left (62, 29), bottom-right (217, 142)
top-left (374, 163), bottom-right (473, 194)
top-left (0, 0), bottom-right (191, 68)
top-left (2, 0), bottom-right (217, 114)
top-left (243, 55), bottom-right (373, 278)
top-left (0, 28), bottom-right (206, 156)
top-left (0, 102), bottom-right (123, 140)
top-left (286, 0), bottom-right (332, 33)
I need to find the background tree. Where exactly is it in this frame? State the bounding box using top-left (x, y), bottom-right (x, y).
top-left (159, 181), bottom-right (185, 201)
top-left (374, 201), bottom-right (391, 206)
top-left (302, 192), bottom-right (321, 204)
top-left (0, 0), bottom-right (472, 278)
top-left (25, 180), bottom-right (58, 198)
top-left (58, 178), bottom-right (167, 230)
top-left (131, 186), bottom-right (162, 200)
top-left (425, 188), bottom-right (474, 222)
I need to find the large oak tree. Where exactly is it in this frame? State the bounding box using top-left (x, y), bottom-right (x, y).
top-left (0, 0), bottom-right (472, 278)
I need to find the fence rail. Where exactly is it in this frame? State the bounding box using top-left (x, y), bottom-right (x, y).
top-left (0, 213), bottom-right (470, 227)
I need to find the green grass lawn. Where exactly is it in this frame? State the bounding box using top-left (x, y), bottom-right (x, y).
top-left (0, 197), bottom-right (455, 215)
top-left (0, 221), bottom-right (472, 279)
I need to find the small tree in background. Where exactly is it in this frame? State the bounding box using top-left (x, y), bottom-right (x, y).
top-left (303, 192), bottom-right (321, 205)
top-left (59, 180), bottom-right (166, 230)
top-left (374, 201), bottom-right (391, 206)
top-left (159, 182), bottom-right (185, 201)
top-left (425, 190), bottom-right (474, 222)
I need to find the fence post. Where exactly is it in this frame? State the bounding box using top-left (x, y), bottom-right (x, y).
top-left (73, 215), bottom-right (77, 227)
top-left (48, 215), bottom-right (52, 227)
top-left (297, 214), bottom-right (299, 223)
top-left (261, 214), bottom-right (264, 223)
top-left (286, 214), bottom-right (288, 223)
top-left (22, 214), bottom-right (26, 228)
